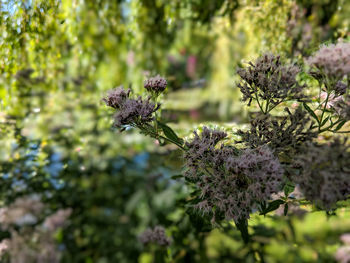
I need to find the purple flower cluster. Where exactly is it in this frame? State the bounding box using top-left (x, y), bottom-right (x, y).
top-left (237, 108), bottom-right (317, 153)
top-left (293, 138), bottom-right (350, 210)
top-left (184, 127), bottom-right (283, 222)
top-left (139, 226), bottom-right (171, 247)
top-left (307, 41), bottom-right (350, 80)
top-left (103, 86), bottom-right (160, 127)
top-left (237, 53), bottom-right (305, 109)
top-left (144, 75), bottom-right (167, 94)
top-left (102, 87), bottom-right (131, 109)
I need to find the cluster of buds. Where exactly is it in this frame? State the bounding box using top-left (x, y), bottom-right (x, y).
top-left (103, 76), bottom-right (167, 129)
top-left (103, 86), bottom-right (160, 127)
top-left (139, 226), bottom-right (171, 247)
top-left (237, 53), bottom-right (306, 113)
top-left (143, 75), bottom-right (167, 95)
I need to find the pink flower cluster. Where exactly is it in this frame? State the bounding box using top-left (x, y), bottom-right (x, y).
top-left (307, 41), bottom-right (350, 80)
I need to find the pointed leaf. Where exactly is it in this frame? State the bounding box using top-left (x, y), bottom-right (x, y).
top-left (320, 116), bottom-right (330, 127)
top-left (260, 199), bottom-right (285, 215)
top-left (334, 120), bottom-right (346, 132)
top-left (303, 103), bottom-right (318, 123)
top-left (284, 181), bottom-right (295, 197)
top-left (171, 174), bottom-right (183, 180)
top-left (157, 121), bottom-right (184, 145)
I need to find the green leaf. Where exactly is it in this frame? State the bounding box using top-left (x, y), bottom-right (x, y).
top-left (283, 181), bottom-right (295, 197)
top-left (260, 199), bottom-right (285, 215)
top-left (303, 103), bottom-right (318, 123)
top-left (171, 174), bottom-right (183, 180)
top-left (157, 121), bottom-right (184, 145)
top-left (334, 120), bottom-right (346, 132)
top-left (320, 116), bottom-right (330, 127)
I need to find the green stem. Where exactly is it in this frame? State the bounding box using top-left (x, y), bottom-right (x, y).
top-left (318, 118), bottom-right (344, 133)
top-left (255, 93), bottom-right (264, 114)
top-left (318, 92), bottom-right (330, 132)
top-left (148, 129), bottom-right (185, 150)
top-left (265, 98), bottom-right (269, 114)
top-left (235, 218), bottom-right (250, 244)
top-left (330, 130), bottom-right (350, 134)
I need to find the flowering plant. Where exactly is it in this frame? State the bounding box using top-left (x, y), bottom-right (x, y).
top-left (103, 42), bottom-right (350, 249)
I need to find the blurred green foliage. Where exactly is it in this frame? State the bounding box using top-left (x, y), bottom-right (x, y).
top-left (0, 0), bottom-right (350, 262)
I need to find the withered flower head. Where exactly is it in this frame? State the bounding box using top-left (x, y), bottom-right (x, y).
top-left (144, 75), bottom-right (167, 94)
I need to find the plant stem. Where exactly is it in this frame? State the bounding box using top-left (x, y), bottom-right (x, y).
top-left (147, 128), bottom-right (185, 150)
top-left (318, 92), bottom-right (330, 132)
top-left (265, 98), bottom-right (269, 114)
top-left (255, 93), bottom-right (264, 114)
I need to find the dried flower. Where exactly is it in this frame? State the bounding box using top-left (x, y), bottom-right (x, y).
top-left (139, 226), bottom-right (171, 247)
top-left (237, 53), bottom-right (306, 111)
top-left (103, 87), bottom-right (160, 127)
top-left (184, 127), bottom-right (283, 222)
top-left (292, 138), bottom-right (350, 210)
top-left (144, 75), bottom-right (167, 94)
top-left (307, 41), bottom-right (350, 80)
top-left (236, 108), bottom-right (317, 153)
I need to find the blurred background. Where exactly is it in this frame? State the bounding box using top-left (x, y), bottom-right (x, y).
top-left (0, 0), bottom-right (350, 262)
